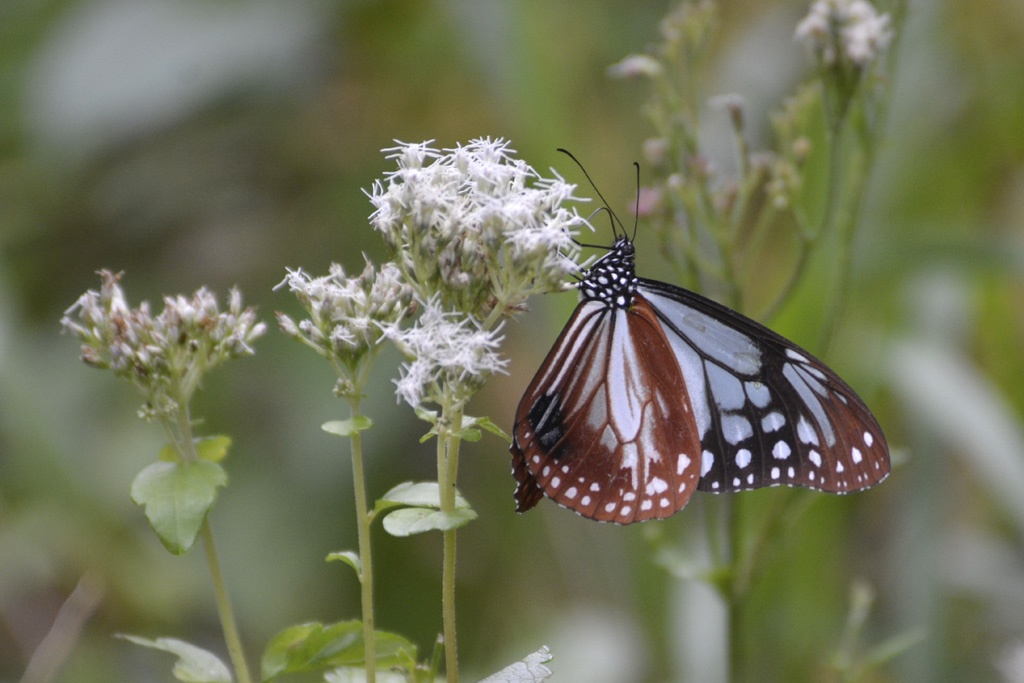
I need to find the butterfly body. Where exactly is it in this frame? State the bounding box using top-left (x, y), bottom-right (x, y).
top-left (511, 236), bottom-right (889, 524)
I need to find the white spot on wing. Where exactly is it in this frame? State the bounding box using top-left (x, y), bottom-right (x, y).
top-left (701, 450), bottom-right (715, 476)
top-left (864, 431), bottom-right (874, 447)
top-left (852, 447), bottom-right (863, 464)
top-left (786, 349), bottom-right (809, 363)
top-left (772, 441), bottom-right (792, 459)
top-left (677, 453), bottom-right (691, 475)
top-left (707, 363), bottom-right (746, 411)
top-left (722, 413), bottom-right (753, 444)
top-left (565, 486), bottom-right (578, 499)
top-left (735, 449), bottom-right (752, 469)
top-left (797, 416), bottom-right (819, 445)
top-left (761, 411), bottom-right (785, 433)
top-left (645, 477), bottom-right (668, 495)
top-left (745, 381), bottom-right (771, 408)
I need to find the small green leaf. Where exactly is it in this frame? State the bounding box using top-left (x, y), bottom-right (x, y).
top-left (326, 551), bottom-right (362, 580)
top-left (478, 645), bottom-right (554, 682)
top-left (195, 436), bottom-right (232, 463)
top-left (414, 406), bottom-right (438, 424)
top-left (377, 481), bottom-right (472, 510)
top-left (130, 461), bottom-right (227, 555)
top-left (158, 443), bottom-right (182, 463)
top-left (463, 415), bottom-right (511, 443)
top-left (260, 621), bottom-right (416, 679)
top-left (453, 427), bottom-right (482, 442)
top-left (322, 416), bottom-right (374, 437)
top-left (382, 508), bottom-right (477, 537)
top-left (118, 635), bottom-right (232, 683)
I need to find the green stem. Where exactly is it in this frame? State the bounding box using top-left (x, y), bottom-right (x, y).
top-left (437, 401), bottom-right (464, 683)
top-left (726, 495), bottom-right (747, 683)
top-left (168, 402), bottom-right (252, 683)
top-left (201, 521), bottom-right (253, 683)
top-left (348, 398), bottom-right (376, 683)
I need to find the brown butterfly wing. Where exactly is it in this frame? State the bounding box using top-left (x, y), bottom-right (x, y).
top-left (511, 295), bottom-right (703, 523)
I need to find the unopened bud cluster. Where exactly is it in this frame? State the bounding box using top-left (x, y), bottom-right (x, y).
top-left (61, 270), bottom-right (265, 418)
top-left (276, 259), bottom-right (415, 378)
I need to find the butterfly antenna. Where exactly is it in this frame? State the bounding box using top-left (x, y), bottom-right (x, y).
top-left (568, 207), bottom-right (616, 251)
top-left (557, 148), bottom-right (626, 239)
top-left (632, 161), bottom-right (640, 241)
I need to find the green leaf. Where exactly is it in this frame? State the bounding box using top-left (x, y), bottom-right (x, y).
top-left (130, 461), bottom-right (227, 555)
top-left (414, 406), bottom-right (438, 424)
top-left (453, 427), bottom-right (482, 442)
top-left (377, 481), bottom-right (472, 510)
top-left (326, 551), bottom-right (362, 580)
top-left (195, 436), bottom-right (232, 463)
top-left (382, 508), bottom-right (477, 537)
top-left (478, 645), bottom-right (554, 682)
top-left (462, 415), bottom-right (511, 443)
top-left (260, 621), bottom-right (416, 679)
top-left (118, 635), bottom-right (232, 683)
top-left (322, 416), bottom-right (374, 437)
top-left (158, 444), bottom-right (182, 463)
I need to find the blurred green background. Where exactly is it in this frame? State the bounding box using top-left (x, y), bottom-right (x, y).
top-left (3, 1), bottom-right (1024, 681)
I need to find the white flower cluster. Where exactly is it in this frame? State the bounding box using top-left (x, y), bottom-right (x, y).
top-left (386, 299), bottom-right (508, 409)
top-left (796, 0), bottom-right (893, 68)
top-left (62, 270), bottom-right (266, 417)
top-left (367, 137), bottom-right (586, 320)
top-left (276, 259), bottom-right (414, 375)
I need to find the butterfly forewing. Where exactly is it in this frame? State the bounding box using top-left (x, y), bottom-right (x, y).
top-left (512, 296), bottom-right (703, 523)
top-left (638, 277), bottom-right (889, 495)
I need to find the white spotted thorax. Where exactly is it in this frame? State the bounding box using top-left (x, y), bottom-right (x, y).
top-left (579, 237), bottom-right (638, 309)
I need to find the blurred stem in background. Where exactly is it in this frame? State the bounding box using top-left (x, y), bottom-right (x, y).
top-left (610, 1), bottom-right (906, 680)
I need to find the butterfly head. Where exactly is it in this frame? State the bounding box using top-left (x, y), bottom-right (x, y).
top-left (578, 236), bottom-right (638, 309)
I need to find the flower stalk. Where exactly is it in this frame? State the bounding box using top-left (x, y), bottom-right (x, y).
top-left (61, 271), bottom-right (265, 683)
top-left (369, 137), bottom-right (586, 680)
top-left (277, 260), bottom-right (416, 682)
top-left (348, 397), bottom-right (376, 682)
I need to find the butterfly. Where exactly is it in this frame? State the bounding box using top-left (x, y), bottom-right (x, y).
top-left (510, 155), bottom-right (890, 524)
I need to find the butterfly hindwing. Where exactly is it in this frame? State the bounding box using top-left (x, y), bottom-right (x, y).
top-left (637, 277), bottom-right (889, 495)
top-left (512, 296), bottom-right (703, 523)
